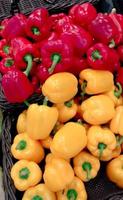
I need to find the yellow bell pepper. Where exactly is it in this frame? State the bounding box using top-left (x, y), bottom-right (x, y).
top-left (73, 151), bottom-right (100, 182)
top-left (104, 83), bottom-right (123, 107)
top-left (45, 153), bottom-right (70, 163)
top-left (41, 136), bottom-right (53, 149)
top-left (110, 106), bottom-right (123, 136)
top-left (79, 69), bottom-right (114, 95)
top-left (22, 184), bottom-right (56, 200)
top-left (81, 94), bottom-right (115, 125)
top-left (56, 176), bottom-right (87, 200)
top-left (87, 126), bottom-right (116, 160)
top-left (50, 122), bottom-right (87, 159)
top-left (11, 160), bottom-right (42, 191)
top-left (26, 103), bottom-right (58, 140)
top-left (11, 133), bottom-right (44, 163)
top-left (43, 157), bottom-right (74, 192)
top-left (103, 146), bottom-right (121, 161)
top-left (54, 100), bottom-right (78, 123)
top-left (42, 72), bottom-right (78, 104)
top-left (16, 110), bottom-right (27, 134)
top-left (106, 155), bottom-right (123, 188)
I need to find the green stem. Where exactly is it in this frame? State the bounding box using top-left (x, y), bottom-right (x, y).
top-left (19, 168), bottom-right (30, 179)
top-left (32, 196), bottom-right (43, 200)
top-left (98, 143), bottom-right (107, 159)
top-left (80, 80), bottom-right (87, 99)
top-left (82, 162), bottom-right (92, 181)
top-left (16, 140), bottom-right (27, 150)
top-left (24, 101), bottom-right (30, 107)
top-left (5, 59), bottom-right (14, 67)
top-left (116, 135), bottom-right (123, 147)
top-left (67, 189), bottom-right (78, 200)
top-left (3, 45), bottom-right (10, 54)
top-left (24, 54), bottom-right (33, 76)
top-left (32, 27), bottom-right (40, 35)
top-left (114, 82), bottom-right (122, 98)
top-left (0, 26), bottom-right (4, 30)
top-left (109, 39), bottom-right (115, 48)
top-left (48, 54), bottom-right (61, 74)
top-left (64, 100), bottom-right (73, 108)
top-left (91, 50), bottom-right (102, 61)
top-left (43, 96), bottom-right (49, 106)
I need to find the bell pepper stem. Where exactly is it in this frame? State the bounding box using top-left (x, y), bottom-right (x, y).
top-left (67, 189), bottom-right (78, 200)
top-left (82, 162), bottom-right (92, 181)
top-left (16, 140), bottom-right (27, 150)
top-left (32, 27), bottom-right (40, 35)
top-left (109, 39), bottom-right (115, 48)
top-left (116, 135), bottom-right (123, 147)
top-left (0, 26), bottom-right (4, 30)
top-left (32, 196), bottom-right (43, 200)
top-left (64, 100), bottom-right (73, 108)
top-left (91, 50), bottom-right (102, 61)
top-left (19, 167), bottom-right (30, 179)
top-left (48, 54), bottom-right (61, 74)
top-left (80, 80), bottom-right (87, 99)
top-left (24, 100), bottom-right (30, 107)
top-left (98, 143), bottom-right (107, 159)
top-left (43, 96), bottom-right (49, 106)
top-left (3, 45), bottom-right (10, 54)
top-left (5, 59), bottom-right (14, 67)
top-left (24, 54), bottom-right (33, 76)
top-left (114, 82), bottom-right (122, 98)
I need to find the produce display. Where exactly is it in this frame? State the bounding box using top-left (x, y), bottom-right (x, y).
top-left (1, 1), bottom-right (123, 200)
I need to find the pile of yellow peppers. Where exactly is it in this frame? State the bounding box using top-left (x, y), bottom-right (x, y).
top-left (10, 69), bottom-right (123, 200)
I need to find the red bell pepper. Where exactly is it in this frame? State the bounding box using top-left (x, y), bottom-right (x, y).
top-left (117, 45), bottom-right (123, 62)
top-left (40, 39), bottom-right (73, 74)
top-left (87, 43), bottom-right (120, 72)
top-left (0, 57), bottom-right (16, 74)
top-left (54, 16), bottom-right (73, 33)
top-left (88, 13), bottom-right (119, 47)
top-left (68, 58), bottom-right (88, 76)
top-left (50, 13), bottom-right (66, 30)
top-left (69, 3), bottom-right (97, 28)
top-left (11, 37), bottom-right (39, 69)
top-left (116, 67), bottom-right (123, 89)
top-left (1, 14), bottom-right (26, 41)
top-left (0, 39), bottom-right (11, 58)
top-left (36, 64), bottom-right (50, 84)
top-left (60, 25), bottom-right (93, 57)
top-left (2, 54), bottom-right (34, 103)
top-left (0, 18), bottom-right (9, 38)
top-left (25, 8), bottom-right (51, 41)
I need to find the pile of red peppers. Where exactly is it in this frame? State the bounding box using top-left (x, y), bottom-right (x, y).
top-left (1, 3), bottom-right (123, 103)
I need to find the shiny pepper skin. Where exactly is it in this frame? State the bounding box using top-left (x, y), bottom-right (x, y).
top-left (87, 126), bottom-right (116, 161)
top-left (41, 136), bottom-right (53, 149)
top-left (81, 95), bottom-right (115, 125)
top-left (110, 106), bottom-right (123, 136)
top-left (42, 72), bottom-right (78, 104)
top-left (11, 160), bottom-right (42, 191)
top-left (56, 176), bottom-right (87, 200)
top-left (26, 104), bottom-right (59, 140)
top-left (73, 151), bottom-right (100, 182)
top-left (50, 122), bottom-right (87, 159)
top-left (16, 110), bottom-right (27, 134)
top-left (43, 157), bottom-right (74, 192)
top-left (11, 133), bottom-right (44, 163)
top-left (79, 69), bottom-right (114, 95)
top-left (106, 155), bottom-right (123, 188)
top-left (22, 184), bottom-right (56, 200)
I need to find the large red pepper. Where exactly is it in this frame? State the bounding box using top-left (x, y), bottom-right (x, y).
top-left (69, 2), bottom-right (97, 28)
top-left (50, 13), bottom-right (66, 30)
top-left (35, 64), bottom-right (50, 84)
top-left (1, 14), bottom-right (26, 41)
top-left (11, 37), bottom-right (39, 69)
top-left (88, 13), bottom-right (119, 47)
top-left (25, 8), bottom-right (51, 41)
top-left (0, 18), bottom-right (9, 38)
top-left (54, 16), bottom-right (73, 33)
top-left (87, 43), bottom-right (120, 72)
top-left (2, 54), bottom-right (34, 103)
top-left (0, 57), bottom-right (16, 74)
top-left (68, 58), bottom-right (88, 76)
top-left (0, 39), bottom-right (11, 58)
top-left (40, 39), bottom-right (73, 74)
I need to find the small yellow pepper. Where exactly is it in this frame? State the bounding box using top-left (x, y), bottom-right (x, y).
top-left (81, 95), bottom-right (115, 125)
top-left (110, 106), bottom-right (123, 136)
top-left (87, 126), bottom-right (116, 160)
top-left (26, 103), bottom-right (58, 140)
top-left (104, 83), bottom-right (123, 107)
top-left (11, 133), bottom-right (44, 163)
top-left (54, 100), bottom-right (78, 123)
top-left (73, 151), bottom-right (100, 182)
top-left (43, 157), bottom-right (74, 192)
top-left (11, 160), bottom-right (42, 191)
top-left (42, 72), bottom-right (78, 104)
top-left (16, 110), bottom-right (27, 134)
top-left (56, 176), bottom-right (87, 200)
top-left (106, 155), bottom-right (123, 188)
top-left (45, 153), bottom-right (70, 163)
top-left (79, 69), bottom-right (114, 95)
top-left (50, 122), bottom-right (87, 159)
top-left (22, 184), bottom-right (56, 200)
top-left (41, 136), bottom-right (53, 149)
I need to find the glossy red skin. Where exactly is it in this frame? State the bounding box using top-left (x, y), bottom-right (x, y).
top-left (117, 45), bottom-right (123, 62)
top-left (0, 39), bottom-right (10, 58)
top-left (25, 8), bottom-right (51, 41)
top-left (2, 14), bottom-right (26, 41)
top-left (0, 18), bottom-right (9, 38)
top-left (69, 3), bottom-right (97, 27)
top-left (36, 65), bottom-right (50, 84)
top-left (0, 57), bottom-right (16, 74)
top-left (68, 58), bottom-right (88, 76)
top-left (2, 69), bottom-right (34, 103)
